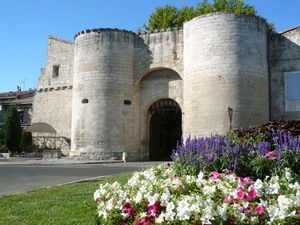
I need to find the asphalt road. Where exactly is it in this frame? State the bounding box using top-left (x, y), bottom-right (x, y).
top-left (0, 162), bottom-right (160, 196)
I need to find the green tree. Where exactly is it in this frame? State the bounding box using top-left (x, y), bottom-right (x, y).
top-left (147, 5), bottom-right (178, 31)
top-left (0, 128), bottom-right (3, 146)
top-left (145, 0), bottom-right (274, 33)
top-left (201, 0), bottom-right (256, 15)
top-left (177, 6), bottom-right (196, 27)
top-left (3, 106), bottom-right (22, 154)
top-left (195, 0), bottom-right (213, 15)
top-left (20, 130), bottom-right (32, 153)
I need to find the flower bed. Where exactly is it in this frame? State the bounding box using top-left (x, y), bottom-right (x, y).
top-left (94, 124), bottom-right (300, 224)
top-left (171, 130), bottom-right (300, 180)
top-left (94, 165), bottom-right (300, 224)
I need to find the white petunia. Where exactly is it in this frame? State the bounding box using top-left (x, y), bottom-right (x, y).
top-left (196, 171), bottom-right (206, 187)
top-left (160, 191), bottom-right (171, 206)
top-left (171, 176), bottom-right (182, 188)
top-left (147, 193), bottom-right (160, 205)
top-left (201, 204), bottom-right (214, 224)
top-left (133, 191), bottom-right (143, 203)
top-left (284, 168), bottom-right (293, 181)
top-left (105, 198), bottom-right (114, 211)
top-left (253, 179), bottom-right (264, 197)
top-left (277, 195), bottom-right (292, 212)
top-left (93, 189), bottom-right (100, 201)
top-left (203, 185), bottom-right (216, 196)
top-left (217, 203), bottom-right (228, 220)
top-left (185, 175), bottom-right (196, 184)
top-left (266, 176), bottom-right (280, 195)
top-left (155, 213), bottom-right (165, 223)
top-left (176, 199), bottom-right (191, 221)
top-left (165, 202), bottom-right (176, 221)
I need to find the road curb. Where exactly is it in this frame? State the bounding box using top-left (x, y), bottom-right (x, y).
top-left (0, 158), bottom-right (125, 165)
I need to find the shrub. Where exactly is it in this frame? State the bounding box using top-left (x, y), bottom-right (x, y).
top-left (0, 145), bottom-right (9, 153)
top-left (0, 129), bottom-right (4, 146)
top-left (231, 120), bottom-right (300, 146)
top-left (20, 130), bottom-right (33, 153)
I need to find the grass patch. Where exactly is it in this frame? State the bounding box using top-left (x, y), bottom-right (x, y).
top-left (0, 173), bottom-right (131, 225)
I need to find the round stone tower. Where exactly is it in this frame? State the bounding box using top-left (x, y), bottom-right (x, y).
top-left (183, 13), bottom-right (269, 137)
top-left (70, 29), bottom-right (135, 158)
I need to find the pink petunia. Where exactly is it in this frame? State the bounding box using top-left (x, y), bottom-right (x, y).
top-left (148, 201), bottom-right (161, 217)
top-left (142, 217), bottom-right (151, 225)
top-left (236, 187), bottom-right (246, 200)
top-left (222, 168), bottom-right (233, 174)
top-left (253, 204), bottom-right (265, 215)
top-left (134, 217), bottom-right (151, 225)
top-left (240, 177), bottom-right (253, 185)
top-left (134, 219), bottom-right (141, 225)
top-left (224, 195), bottom-right (236, 204)
top-left (265, 151), bottom-right (277, 160)
top-left (122, 202), bottom-right (135, 217)
top-left (210, 171), bottom-right (221, 181)
top-left (247, 188), bottom-right (257, 199)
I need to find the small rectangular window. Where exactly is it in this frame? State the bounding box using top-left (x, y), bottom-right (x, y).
top-left (52, 65), bottom-right (60, 78)
top-left (286, 72), bottom-right (300, 100)
top-left (285, 71), bottom-right (300, 112)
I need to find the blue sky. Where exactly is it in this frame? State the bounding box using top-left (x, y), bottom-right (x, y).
top-left (0, 0), bottom-right (299, 92)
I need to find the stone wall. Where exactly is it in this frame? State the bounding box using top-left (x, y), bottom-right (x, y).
top-left (183, 13), bottom-right (269, 137)
top-left (270, 26), bottom-right (300, 120)
top-left (135, 28), bottom-right (183, 82)
top-left (32, 37), bottom-right (74, 154)
top-left (70, 29), bottom-right (136, 158)
top-left (37, 36), bottom-right (74, 88)
top-left (132, 29), bottom-right (184, 160)
top-left (32, 89), bottom-right (72, 138)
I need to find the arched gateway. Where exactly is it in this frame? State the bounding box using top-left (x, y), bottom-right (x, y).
top-left (148, 99), bottom-right (182, 160)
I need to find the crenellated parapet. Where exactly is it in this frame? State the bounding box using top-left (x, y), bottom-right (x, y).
top-left (48, 35), bottom-right (74, 45)
top-left (136, 27), bottom-right (182, 36)
top-left (74, 28), bottom-right (136, 39)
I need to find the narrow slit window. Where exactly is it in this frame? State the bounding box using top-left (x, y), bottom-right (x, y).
top-left (124, 100), bottom-right (131, 105)
top-left (82, 98), bottom-right (89, 104)
top-left (52, 65), bottom-right (60, 78)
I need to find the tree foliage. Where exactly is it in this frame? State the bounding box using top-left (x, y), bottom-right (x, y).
top-left (3, 106), bottom-right (22, 154)
top-left (20, 130), bottom-right (32, 152)
top-left (146, 5), bottom-right (178, 31)
top-left (144, 0), bottom-right (274, 32)
top-left (177, 6), bottom-right (197, 27)
top-left (0, 128), bottom-right (3, 146)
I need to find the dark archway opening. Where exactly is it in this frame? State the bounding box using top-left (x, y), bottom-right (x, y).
top-left (149, 99), bottom-right (182, 161)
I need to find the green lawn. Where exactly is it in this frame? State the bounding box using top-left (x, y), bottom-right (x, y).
top-left (0, 173), bottom-right (131, 225)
